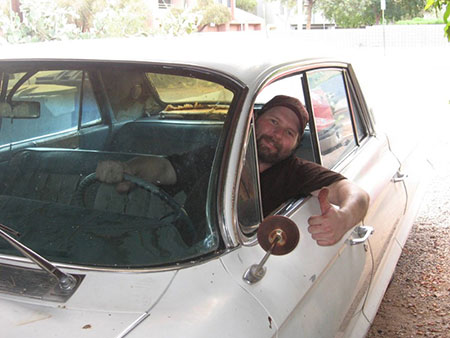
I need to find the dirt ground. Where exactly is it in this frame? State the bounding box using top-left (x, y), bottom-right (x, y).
top-left (367, 117), bottom-right (450, 337)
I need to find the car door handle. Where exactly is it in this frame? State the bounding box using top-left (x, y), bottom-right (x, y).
top-left (393, 171), bottom-right (408, 183)
top-left (349, 225), bottom-right (374, 245)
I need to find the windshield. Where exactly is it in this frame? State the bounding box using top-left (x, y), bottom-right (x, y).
top-left (0, 65), bottom-right (235, 268)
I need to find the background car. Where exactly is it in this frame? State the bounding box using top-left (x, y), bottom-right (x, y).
top-left (0, 36), bottom-right (429, 337)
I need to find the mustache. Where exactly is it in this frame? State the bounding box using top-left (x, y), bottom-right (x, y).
top-left (257, 135), bottom-right (281, 152)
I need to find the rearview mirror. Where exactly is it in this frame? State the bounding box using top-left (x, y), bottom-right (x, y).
top-left (0, 101), bottom-right (40, 119)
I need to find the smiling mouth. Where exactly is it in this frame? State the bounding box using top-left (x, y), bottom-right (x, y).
top-left (260, 136), bottom-right (279, 152)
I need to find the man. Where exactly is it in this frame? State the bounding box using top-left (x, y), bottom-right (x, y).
top-left (253, 95), bottom-right (369, 246)
top-left (96, 95), bottom-right (369, 246)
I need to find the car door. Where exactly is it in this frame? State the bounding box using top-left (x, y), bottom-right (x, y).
top-left (221, 66), bottom-right (407, 337)
top-left (306, 67), bottom-right (409, 335)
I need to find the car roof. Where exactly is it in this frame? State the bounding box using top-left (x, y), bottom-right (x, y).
top-left (0, 33), bottom-right (347, 86)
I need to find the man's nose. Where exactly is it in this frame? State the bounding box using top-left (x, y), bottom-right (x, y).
top-left (271, 127), bottom-right (283, 140)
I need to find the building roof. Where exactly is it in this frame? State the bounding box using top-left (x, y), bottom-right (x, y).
top-left (231, 8), bottom-right (264, 24)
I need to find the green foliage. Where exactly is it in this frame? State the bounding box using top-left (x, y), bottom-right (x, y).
top-left (157, 8), bottom-right (201, 36)
top-left (0, 0), bottom-right (84, 43)
top-left (196, 2), bottom-right (231, 31)
top-left (425, 0), bottom-right (450, 40)
top-left (396, 17), bottom-right (444, 24)
top-left (57, 0), bottom-right (107, 32)
top-left (386, 0), bottom-right (427, 22)
top-left (88, 0), bottom-right (151, 38)
top-left (0, 0), bottom-right (205, 42)
top-left (319, 0), bottom-right (374, 28)
top-left (275, 0), bottom-right (298, 10)
top-left (236, 0), bottom-right (257, 14)
top-left (319, 0), bottom-right (426, 28)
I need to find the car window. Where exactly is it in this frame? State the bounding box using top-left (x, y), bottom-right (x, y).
top-left (238, 127), bottom-right (263, 235)
top-left (0, 70), bottom-right (101, 146)
top-left (100, 71), bottom-right (233, 121)
top-left (238, 74), bottom-right (311, 236)
top-left (256, 74), bottom-right (305, 104)
top-left (255, 74), bottom-right (314, 162)
top-left (307, 69), bottom-right (357, 168)
top-left (347, 79), bottom-right (368, 142)
top-left (0, 67), bottom-right (234, 268)
top-left (148, 73), bottom-right (233, 105)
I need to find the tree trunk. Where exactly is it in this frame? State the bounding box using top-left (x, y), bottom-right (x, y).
top-left (11, 0), bottom-right (23, 21)
top-left (305, 0), bottom-right (315, 29)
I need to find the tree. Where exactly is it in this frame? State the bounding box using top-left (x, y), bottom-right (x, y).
top-left (0, 0), bottom-right (83, 43)
top-left (87, 0), bottom-right (151, 38)
top-left (236, 0), bottom-right (257, 14)
top-left (196, 0), bottom-right (231, 32)
top-left (318, 0), bottom-right (426, 28)
top-left (57, 0), bottom-right (106, 33)
top-left (304, 0), bottom-right (318, 29)
top-left (266, 0), bottom-right (298, 30)
top-left (0, 0), bottom-right (201, 42)
top-left (425, 0), bottom-right (450, 40)
top-left (158, 7), bottom-right (201, 36)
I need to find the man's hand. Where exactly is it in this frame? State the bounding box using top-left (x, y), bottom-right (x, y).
top-left (96, 156), bottom-right (177, 193)
top-left (96, 160), bottom-right (134, 193)
top-left (307, 188), bottom-right (352, 246)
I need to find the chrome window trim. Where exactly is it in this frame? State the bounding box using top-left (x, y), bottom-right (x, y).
top-left (231, 62), bottom-right (347, 246)
top-left (0, 244), bottom-right (233, 273)
top-left (232, 61), bottom-right (375, 246)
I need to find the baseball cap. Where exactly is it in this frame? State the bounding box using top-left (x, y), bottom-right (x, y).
top-left (259, 95), bottom-right (309, 136)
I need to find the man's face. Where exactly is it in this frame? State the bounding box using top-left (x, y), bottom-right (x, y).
top-left (255, 106), bottom-right (301, 165)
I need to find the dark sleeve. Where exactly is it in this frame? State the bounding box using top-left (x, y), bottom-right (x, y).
top-left (260, 156), bottom-right (346, 216)
top-left (168, 146), bottom-right (215, 190)
top-left (286, 157), bottom-right (346, 195)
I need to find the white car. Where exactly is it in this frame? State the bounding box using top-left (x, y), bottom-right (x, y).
top-left (0, 36), bottom-right (429, 337)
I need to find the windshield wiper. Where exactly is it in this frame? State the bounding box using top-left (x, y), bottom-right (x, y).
top-left (0, 223), bottom-right (78, 291)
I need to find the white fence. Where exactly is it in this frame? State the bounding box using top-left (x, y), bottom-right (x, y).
top-left (288, 24), bottom-right (449, 49)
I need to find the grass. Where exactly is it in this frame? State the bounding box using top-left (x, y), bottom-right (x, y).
top-left (396, 17), bottom-right (444, 25)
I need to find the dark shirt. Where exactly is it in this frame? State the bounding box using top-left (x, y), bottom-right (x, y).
top-left (170, 149), bottom-right (345, 217)
top-left (260, 155), bottom-right (345, 216)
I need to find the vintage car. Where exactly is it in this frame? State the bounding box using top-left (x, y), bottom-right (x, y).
top-left (0, 36), bottom-right (429, 337)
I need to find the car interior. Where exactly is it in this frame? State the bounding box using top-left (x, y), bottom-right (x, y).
top-left (0, 67), bottom-right (232, 268)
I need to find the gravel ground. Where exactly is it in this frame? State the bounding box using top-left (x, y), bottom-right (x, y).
top-left (367, 110), bottom-right (450, 336)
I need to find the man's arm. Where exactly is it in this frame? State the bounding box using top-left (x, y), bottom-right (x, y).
top-left (96, 156), bottom-right (177, 193)
top-left (307, 179), bottom-right (370, 246)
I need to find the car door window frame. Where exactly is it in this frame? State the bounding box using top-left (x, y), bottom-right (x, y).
top-left (305, 68), bottom-right (359, 169)
top-left (236, 65), bottom-right (374, 242)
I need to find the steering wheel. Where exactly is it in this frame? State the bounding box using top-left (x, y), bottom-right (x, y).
top-left (74, 173), bottom-right (195, 239)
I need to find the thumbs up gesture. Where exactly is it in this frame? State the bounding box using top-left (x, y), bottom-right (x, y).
top-left (307, 188), bottom-right (350, 246)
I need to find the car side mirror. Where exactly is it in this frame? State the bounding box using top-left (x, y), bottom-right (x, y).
top-left (243, 215), bottom-right (300, 284)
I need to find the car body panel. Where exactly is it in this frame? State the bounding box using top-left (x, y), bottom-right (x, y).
top-left (0, 263), bottom-right (176, 337)
top-left (0, 298), bottom-right (140, 338)
top-left (222, 197), bottom-right (371, 337)
top-left (0, 36), bottom-right (430, 338)
top-left (117, 259), bottom-right (274, 337)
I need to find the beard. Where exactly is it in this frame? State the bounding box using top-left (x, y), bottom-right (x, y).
top-left (257, 135), bottom-right (291, 164)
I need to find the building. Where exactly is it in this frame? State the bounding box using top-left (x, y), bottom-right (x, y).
top-left (151, 0), bottom-right (263, 32)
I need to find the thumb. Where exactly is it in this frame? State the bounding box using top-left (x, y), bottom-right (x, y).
top-left (318, 188), bottom-right (332, 215)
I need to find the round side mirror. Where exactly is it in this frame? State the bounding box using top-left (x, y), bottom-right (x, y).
top-left (243, 216), bottom-right (300, 284)
top-left (257, 215), bottom-right (300, 255)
